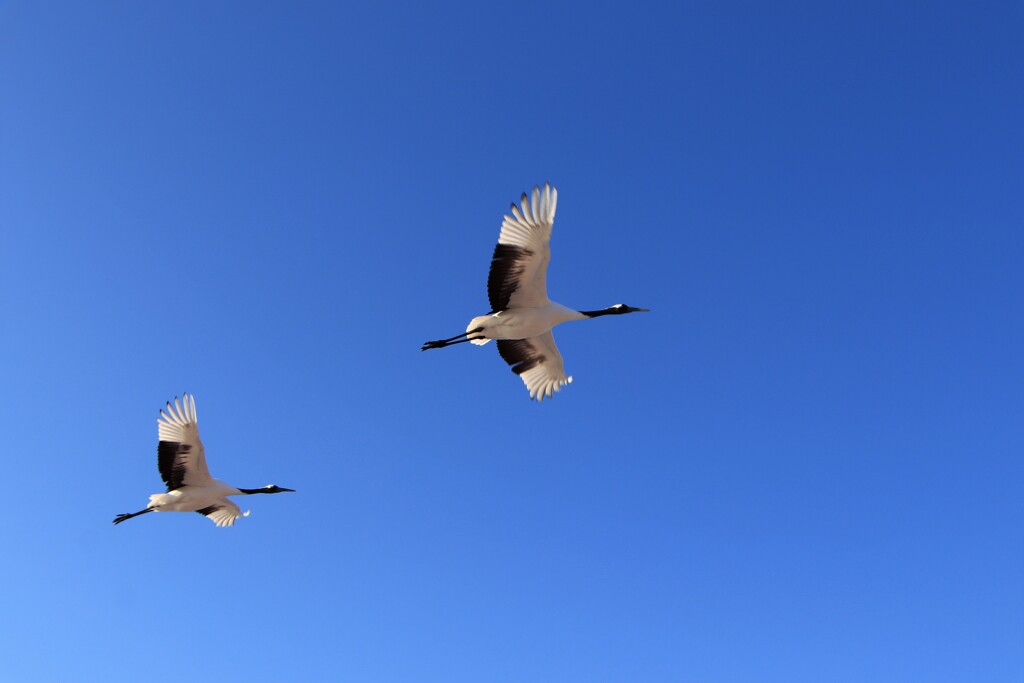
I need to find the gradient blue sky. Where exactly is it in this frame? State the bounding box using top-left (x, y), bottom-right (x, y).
top-left (1, 2), bottom-right (1021, 681)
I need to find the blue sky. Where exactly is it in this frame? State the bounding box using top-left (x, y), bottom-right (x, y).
top-left (1, 1), bottom-right (1021, 681)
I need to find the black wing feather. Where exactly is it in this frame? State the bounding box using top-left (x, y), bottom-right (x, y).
top-left (496, 338), bottom-right (546, 376)
top-left (157, 441), bottom-right (193, 491)
top-left (487, 244), bottom-right (534, 312)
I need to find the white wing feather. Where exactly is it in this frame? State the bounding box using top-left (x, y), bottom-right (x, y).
top-left (496, 183), bottom-right (557, 309)
top-left (202, 499), bottom-right (251, 527)
top-left (157, 393), bottom-right (212, 486)
top-left (519, 332), bottom-right (573, 401)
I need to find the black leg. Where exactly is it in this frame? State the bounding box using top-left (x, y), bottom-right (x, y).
top-left (422, 328), bottom-right (484, 351)
top-left (113, 508), bottom-right (154, 525)
top-left (421, 336), bottom-right (487, 350)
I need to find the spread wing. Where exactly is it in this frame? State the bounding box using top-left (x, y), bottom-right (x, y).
top-left (196, 500), bottom-right (250, 527)
top-left (487, 183), bottom-right (557, 311)
top-left (496, 331), bottom-right (573, 401)
top-left (156, 394), bottom-right (212, 490)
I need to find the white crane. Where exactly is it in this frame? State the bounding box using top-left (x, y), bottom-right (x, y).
top-left (422, 183), bottom-right (648, 400)
top-left (113, 394), bottom-right (294, 527)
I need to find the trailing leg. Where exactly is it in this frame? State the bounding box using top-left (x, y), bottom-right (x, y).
top-left (422, 327), bottom-right (484, 351)
top-left (113, 507), bottom-right (154, 525)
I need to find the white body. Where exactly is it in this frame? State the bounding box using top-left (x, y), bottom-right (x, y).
top-left (467, 301), bottom-right (585, 343)
top-left (147, 481), bottom-right (250, 526)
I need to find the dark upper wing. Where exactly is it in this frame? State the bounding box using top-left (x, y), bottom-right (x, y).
top-left (155, 394), bottom-right (211, 490)
top-left (496, 331), bottom-right (572, 401)
top-left (195, 500), bottom-right (247, 527)
top-left (487, 183), bottom-right (556, 311)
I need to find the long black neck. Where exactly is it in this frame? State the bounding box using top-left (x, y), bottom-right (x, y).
top-left (238, 487), bottom-right (271, 495)
top-left (578, 308), bottom-right (618, 318)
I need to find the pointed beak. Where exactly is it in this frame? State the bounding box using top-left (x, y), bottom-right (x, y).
top-left (280, 487), bottom-right (296, 493)
top-left (633, 307), bottom-right (650, 313)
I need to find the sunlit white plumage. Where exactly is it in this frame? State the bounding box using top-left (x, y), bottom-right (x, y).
top-left (422, 183), bottom-right (648, 400)
top-left (113, 394), bottom-right (294, 527)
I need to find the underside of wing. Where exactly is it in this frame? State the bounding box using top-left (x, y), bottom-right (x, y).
top-left (156, 394), bottom-right (212, 490)
top-left (496, 331), bottom-right (572, 401)
top-left (196, 500), bottom-right (249, 527)
top-left (488, 183), bottom-right (557, 311)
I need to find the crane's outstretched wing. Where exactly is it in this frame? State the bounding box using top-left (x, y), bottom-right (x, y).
top-left (196, 500), bottom-right (249, 527)
top-left (496, 331), bottom-right (573, 401)
top-left (156, 394), bottom-right (212, 490)
top-left (487, 183), bottom-right (558, 311)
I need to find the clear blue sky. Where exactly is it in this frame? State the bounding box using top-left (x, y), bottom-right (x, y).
top-left (1, 1), bottom-right (1021, 681)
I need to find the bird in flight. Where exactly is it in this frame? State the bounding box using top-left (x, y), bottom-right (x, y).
top-left (113, 394), bottom-right (294, 527)
top-left (422, 183), bottom-right (648, 400)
